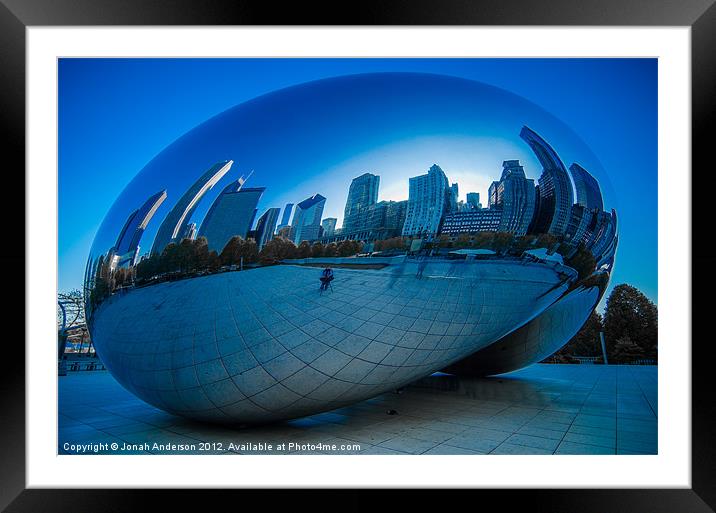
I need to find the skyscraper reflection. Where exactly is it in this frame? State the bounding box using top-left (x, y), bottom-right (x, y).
top-left (198, 182), bottom-right (264, 252)
top-left (150, 160), bottom-right (233, 255)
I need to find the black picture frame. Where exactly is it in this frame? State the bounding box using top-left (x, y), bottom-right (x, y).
top-left (3, 0), bottom-right (713, 510)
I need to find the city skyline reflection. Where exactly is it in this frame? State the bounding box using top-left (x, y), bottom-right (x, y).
top-left (85, 73), bottom-right (616, 284)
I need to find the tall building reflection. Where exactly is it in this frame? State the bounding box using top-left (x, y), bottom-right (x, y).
top-left (254, 207), bottom-right (281, 250)
top-left (466, 192), bottom-right (482, 210)
top-left (276, 203), bottom-right (294, 234)
top-left (565, 204), bottom-right (593, 246)
top-left (150, 160), bottom-right (233, 255)
top-left (343, 173), bottom-right (379, 233)
top-left (491, 160), bottom-right (536, 236)
top-left (198, 182), bottom-right (265, 252)
top-left (570, 163), bottom-right (604, 212)
top-left (402, 164), bottom-right (450, 237)
top-left (290, 194), bottom-right (326, 245)
top-left (520, 126), bottom-right (574, 237)
top-left (321, 217), bottom-right (337, 237)
top-left (112, 190), bottom-right (167, 267)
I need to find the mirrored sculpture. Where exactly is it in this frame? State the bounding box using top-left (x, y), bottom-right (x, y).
top-left (84, 73), bottom-right (617, 424)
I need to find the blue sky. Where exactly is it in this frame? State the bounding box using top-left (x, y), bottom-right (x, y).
top-left (59, 58), bottom-right (657, 308)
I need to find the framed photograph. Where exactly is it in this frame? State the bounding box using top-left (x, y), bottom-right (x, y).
top-left (5, 0), bottom-right (713, 509)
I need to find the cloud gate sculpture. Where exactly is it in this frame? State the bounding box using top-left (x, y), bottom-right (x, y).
top-left (84, 73), bottom-right (618, 424)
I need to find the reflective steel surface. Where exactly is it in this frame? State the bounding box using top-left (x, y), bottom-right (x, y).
top-left (443, 281), bottom-right (607, 377)
top-left (84, 73), bottom-right (618, 424)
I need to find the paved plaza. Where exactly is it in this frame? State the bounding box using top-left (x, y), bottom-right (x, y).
top-left (59, 364), bottom-right (657, 455)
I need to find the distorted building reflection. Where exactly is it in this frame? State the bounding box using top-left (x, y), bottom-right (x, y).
top-left (342, 173), bottom-right (379, 233)
top-left (112, 190), bottom-right (167, 267)
top-left (521, 126), bottom-right (574, 237)
top-left (150, 160), bottom-right (233, 255)
top-left (198, 181), bottom-right (265, 252)
top-left (570, 162), bottom-right (604, 211)
top-left (254, 207), bottom-right (281, 250)
top-left (402, 164), bottom-right (450, 237)
top-left (490, 160), bottom-right (536, 236)
top-left (290, 194), bottom-right (326, 245)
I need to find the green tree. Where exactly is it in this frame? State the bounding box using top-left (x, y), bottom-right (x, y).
top-left (336, 240), bottom-right (350, 257)
top-left (240, 238), bottom-right (259, 264)
top-left (374, 237), bottom-right (407, 252)
top-left (337, 239), bottom-right (362, 257)
top-left (554, 242), bottom-right (573, 260)
top-left (323, 242), bottom-right (338, 257)
top-left (135, 253), bottom-right (160, 282)
top-left (88, 255), bottom-right (112, 309)
top-left (611, 335), bottom-right (647, 364)
top-left (395, 237), bottom-right (407, 250)
top-left (510, 234), bottom-right (536, 254)
top-left (113, 267), bottom-right (132, 288)
top-left (297, 240), bottom-right (312, 258)
top-left (552, 311), bottom-right (604, 359)
top-left (564, 244), bottom-right (597, 281)
top-left (455, 233), bottom-right (472, 248)
top-left (219, 236), bottom-right (244, 266)
top-left (177, 238), bottom-right (196, 272)
top-left (206, 250), bottom-right (221, 272)
top-left (259, 237), bottom-right (298, 263)
top-left (473, 232), bottom-right (494, 250)
top-left (535, 233), bottom-right (558, 250)
top-left (220, 236), bottom-right (258, 266)
top-left (492, 232), bottom-right (514, 254)
top-left (311, 242), bottom-right (325, 258)
top-left (603, 284), bottom-right (658, 361)
top-left (436, 234), bottom-right (453, 249)
top-left (192, 236), bottom-right (211, 270)
top-left (160, 242), bottom-right (182, 273)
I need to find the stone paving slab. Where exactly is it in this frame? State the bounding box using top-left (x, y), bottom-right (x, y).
top-left (58, 364), bottom-right (657, 455)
